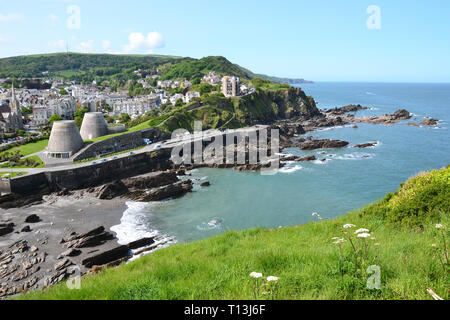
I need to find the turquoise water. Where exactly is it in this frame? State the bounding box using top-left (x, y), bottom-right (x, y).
top-left (112, 83), bottom-right (450, 244)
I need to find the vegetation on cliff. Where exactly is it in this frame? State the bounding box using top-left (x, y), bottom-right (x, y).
top-left (156, 80), bottom-right (319, 132)
top-left (19, 166), bottom-right (449, 300)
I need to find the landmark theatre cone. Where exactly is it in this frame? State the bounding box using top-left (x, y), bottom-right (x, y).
top-left (80, 112), bottom-right (109, 140)
top-left (47, 121), bottom-right (85, 158)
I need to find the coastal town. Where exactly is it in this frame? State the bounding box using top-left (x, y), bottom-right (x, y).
top-left (0, 71), bottom-right (252, 136)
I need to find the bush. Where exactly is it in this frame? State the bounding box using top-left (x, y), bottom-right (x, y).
top-left (367, 166), bottom-right (450, 228)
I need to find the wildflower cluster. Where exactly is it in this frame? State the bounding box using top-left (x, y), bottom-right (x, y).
top-left (332, 224), bottom-right (380, 279)
top-left (249, 272), bottom-right (280, 300)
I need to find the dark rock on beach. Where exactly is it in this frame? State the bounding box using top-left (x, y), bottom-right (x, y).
top-left (21, 225), bottom-right (31, 233)
top-left (128, 180), bottom-right (193, 202)
top-left (64, 226), bottom-right (114, 249)
top-left (122, 172), bottom-right (179, 190)
top-left (82, 245), bottom-right (131, 268)
top-left (25, 214), bottom-right (41, 224)
top-left (96, 181), bottom-right (129, 200)
top-left (201, 181), bottom-right (211, 187)
top-left (0, 223), bottom-right (14, 236)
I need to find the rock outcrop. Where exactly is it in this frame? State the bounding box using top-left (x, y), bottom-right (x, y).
top-left (355, 109), bottom-right (412, 125)
top-left (326, 104), bottom-right (369, 113)
top-left (122, 172), bottom-right (178, 190)
top-left (353, 142), bottom-right (378, 149)
top-left (127, 180), bottom-right (193, 202)
top-left (420, 119), bottom-right (439, 126)
top-left (299, 139), bottom-right (349, 150)
top-left (96, 181), bottom-right (129, 200)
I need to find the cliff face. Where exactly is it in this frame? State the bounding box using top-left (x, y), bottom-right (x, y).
top-left (235, 86), bottom-right (320, 125)
top-left (158, 86), bottom-right (320, 132)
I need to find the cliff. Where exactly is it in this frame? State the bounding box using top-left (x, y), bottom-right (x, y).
top-left (158, 84), bottom-right (320, 132)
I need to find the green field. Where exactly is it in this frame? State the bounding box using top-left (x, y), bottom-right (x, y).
top-left (0, 172), bottom-right (27, 178)
top-left (0, 155), bottom-right (44, 169)
top-left (0, 139), bottom-right (48, 157)
top-left (19, 167), bottom-right (449, 300)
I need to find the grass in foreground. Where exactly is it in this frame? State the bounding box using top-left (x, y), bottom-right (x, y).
top-left (20, 167), bottom-right (449, 300)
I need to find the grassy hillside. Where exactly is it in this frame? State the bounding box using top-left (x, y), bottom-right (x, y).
top-left (0, 53), bottom-right (187, 82)
top-left (0, 53), bottom-right (311, 84)
top-left (20, 166), bottom-right (449, 300)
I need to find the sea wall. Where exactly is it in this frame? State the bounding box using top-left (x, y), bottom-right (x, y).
top-left (2, 149), bottom-right (172, 196)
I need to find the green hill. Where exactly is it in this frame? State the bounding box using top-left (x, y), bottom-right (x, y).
top-left (0, 53), bottom-right (311, 84)
top-left (19, 166), bottom-right (449, 300)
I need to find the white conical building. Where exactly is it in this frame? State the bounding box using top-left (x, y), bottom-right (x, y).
top-left (79, 112), bottom-right (109, 140)
top-left (45, 121), bottom-right (85, 159)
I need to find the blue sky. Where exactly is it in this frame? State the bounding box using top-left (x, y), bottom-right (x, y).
top-left (1, 0), bottom-right (449, 82)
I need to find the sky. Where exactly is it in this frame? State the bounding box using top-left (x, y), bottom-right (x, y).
top-left (0, 0), bottom-right (449, 82)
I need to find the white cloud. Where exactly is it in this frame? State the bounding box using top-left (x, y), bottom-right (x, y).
top-left (0, 13), bottom-right (24, 23)
top-left (77, 40), bottom-right (95, 53)
top-left (102, 40), bottom-right (111, 51)
top-left (48, 14), bottom-right (57, 26)
top-left (123, 32), bottom-right (164, 53)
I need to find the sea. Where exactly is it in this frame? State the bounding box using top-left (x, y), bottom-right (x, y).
top-left (111, 82), bottom-right (450, 246)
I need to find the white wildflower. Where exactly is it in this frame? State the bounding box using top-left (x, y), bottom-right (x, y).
top-left (355, 228), bottom-right (370, 234)
top-left (435, 224), bottom-right (444, 230)
top-left (332, 237), bottom-right (345, 244)
top-left (357, 232), bottom-right (371, 238)
top-left (267, 276), bottom-right (279, 282)
top-left (343, 224), bottom-right (356, 229)
top-left (250, 272), bottom-right (263, 279)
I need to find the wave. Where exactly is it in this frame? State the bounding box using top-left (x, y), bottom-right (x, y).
top-left (111, 201), bottom-right (173, 247)
top-left (335, 153), bottom-right (375, 160)
top-left (197, 218), bottom-right (224, 231)
top-left (313, 159), bottom-right (331, 165)
top-left (315, 125), bottom-right (353, 132)
top-left (279, 163), bottom-right (303, 173)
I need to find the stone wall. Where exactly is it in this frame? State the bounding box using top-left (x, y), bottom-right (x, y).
top-left (2, 149), bottom-right (172, 196)
top-left (7, 173), bottom-right (50, 196)
top-left (73, 131), bottom-right (144, 161)
top-left (73, 128), bottom-right (171, 162)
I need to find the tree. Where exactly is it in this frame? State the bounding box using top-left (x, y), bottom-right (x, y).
top-left (48, 114), bottom-right (62, 125)
top-left (120, 113), bottom-right (131, 123)
top-left (74, 107), bottom-right (90, 128)
top-left (175, 99), bottom-right (184, 107)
